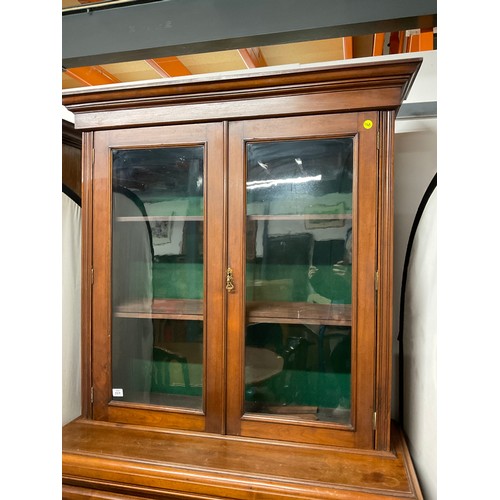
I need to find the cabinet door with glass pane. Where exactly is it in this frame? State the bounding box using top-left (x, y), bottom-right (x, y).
top-left (91, 123), bottom-right (226, 433)
top-left (226, 113), bottom-right (378, 448)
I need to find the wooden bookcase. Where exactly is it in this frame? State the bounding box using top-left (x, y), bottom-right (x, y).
top-left (62, 58), bottom-right (423, 499)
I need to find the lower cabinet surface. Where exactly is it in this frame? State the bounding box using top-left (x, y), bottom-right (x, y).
top-left (62, 419), bottom-right (422, 499)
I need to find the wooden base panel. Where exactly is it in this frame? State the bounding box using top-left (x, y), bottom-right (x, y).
top-left (62, 419), bottom-right (422, 499)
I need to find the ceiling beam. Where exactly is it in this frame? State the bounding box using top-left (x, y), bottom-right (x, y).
top-left (145, 57), bottom-right (192, 77)
top-left (64, 65), bottom-right (121, 86)
top-left (389, 31), bottom-right (406, 54)
top-left (415, 28), bottom-right (435, 51)
top-left (238, 48), bottom-right (267, 69)
top-left (62, 0), bottom-right (436, 68)
top-left (342, 37), bottom-right (353, 59)
top-left (372, 33), bottom-right (386, 56)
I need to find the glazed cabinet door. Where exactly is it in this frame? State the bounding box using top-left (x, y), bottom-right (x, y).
top-left (91, 123), bottom-right (226, 433)
top-left (226, 113), bottom-right (378, 448)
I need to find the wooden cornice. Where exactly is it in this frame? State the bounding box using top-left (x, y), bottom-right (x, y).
top-left (63, 58), bottom-right (422, 116)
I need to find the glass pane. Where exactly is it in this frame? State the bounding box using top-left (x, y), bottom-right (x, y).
top-left (111, 147), bottom-right (204, 410)
top-left (245, 139), bottom-right (353, 424)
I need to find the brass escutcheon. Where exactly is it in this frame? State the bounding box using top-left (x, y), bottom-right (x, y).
top-left (226, 267), bottom-right (235, 292)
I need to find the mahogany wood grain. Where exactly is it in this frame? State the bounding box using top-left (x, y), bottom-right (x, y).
top-left (350, 110), bottom-right (379, 450)
top-left (374, 111), bottom-right (396, 451)
top-left (225, 112), bottom-right (378, 449)
top-left (63, 60), bottom-right (421, 132)
top-left (204, 122), bottom-right (227, 434)
top-left (91, 129), bottom-right (113, 422)
top-left (62, 145), bottom-right (82, 199)
top-left (80, 130), bottom-right (94, 419)
top-left (62, 119), bottom-right (82, 199)
top-left (62, 418), bottom-right (423, 499)
top-left (106, 405), bottom-right (206, 432)
top-left (69, 88), bottom-right (401, 131)
top-left (66, 58), bottom-right (424, 497)
top-left (91, 123), bottom-right (226, 433)
top-left (63, 58), bottom-right (421, 114)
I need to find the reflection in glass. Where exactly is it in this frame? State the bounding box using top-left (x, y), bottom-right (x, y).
top-left (111, 147), bottom-right (204, 410)
top-left (245, 139), bottom-right (353, 424)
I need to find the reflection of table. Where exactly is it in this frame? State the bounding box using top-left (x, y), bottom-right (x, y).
top-left (245, 347), bottom-right (284, 384)
top-left (155, 343), bottom-right (284, 386)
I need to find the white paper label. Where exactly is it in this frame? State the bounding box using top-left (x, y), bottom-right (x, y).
top-left (112, 388), bottom-right (124, 397)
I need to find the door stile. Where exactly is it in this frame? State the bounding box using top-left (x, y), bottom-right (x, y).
top-left (374, 110), bottom-right (395, 451)
top-left (225, 121), bottom-right (248, 435)
top-left (353, 111), bottom-right (379, 449)
top-left (91, 130), bottom-right (113, 421)
top-left (204, 122), bottom-right (227, 434)
top-left (81, 130), bottom-right (95, 419)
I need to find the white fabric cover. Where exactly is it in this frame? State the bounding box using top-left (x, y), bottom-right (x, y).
top-left (403, 189), bottom-right (437, 499)
top-left (62, 192), bottom-right (81, 425)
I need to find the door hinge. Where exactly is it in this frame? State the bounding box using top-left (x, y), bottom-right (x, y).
top-left (377, 129), bottom-right (380, 150)
top-left (91, 267), bottom-right (94, 285)
top-left (375, 270), bottom-right (379, 291)
top-left (90, 386), bottom-right (94, 404)
top-left (92, 147), bottom-right (95, 166)
top-left (373, 411), bottom-right (377, 429)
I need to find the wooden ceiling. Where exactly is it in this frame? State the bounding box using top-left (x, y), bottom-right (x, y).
top-left (62, 0), bottom-right (436, 90)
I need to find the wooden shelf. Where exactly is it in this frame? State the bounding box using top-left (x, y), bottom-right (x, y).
top-left (247, 213), bottom-right (352, 221)
top-left (115, 214), bottom-right (349, 222)
top-left (62, 418), bottom-right (423, 499)
top-left (115, 299), bottom-right (351, 326)
top-left (248, 301), bottom-right (351, 326)
top-left (115, 215), bottom-right (203, 222)
top-left (114, 298), bottom-right (203, 320)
